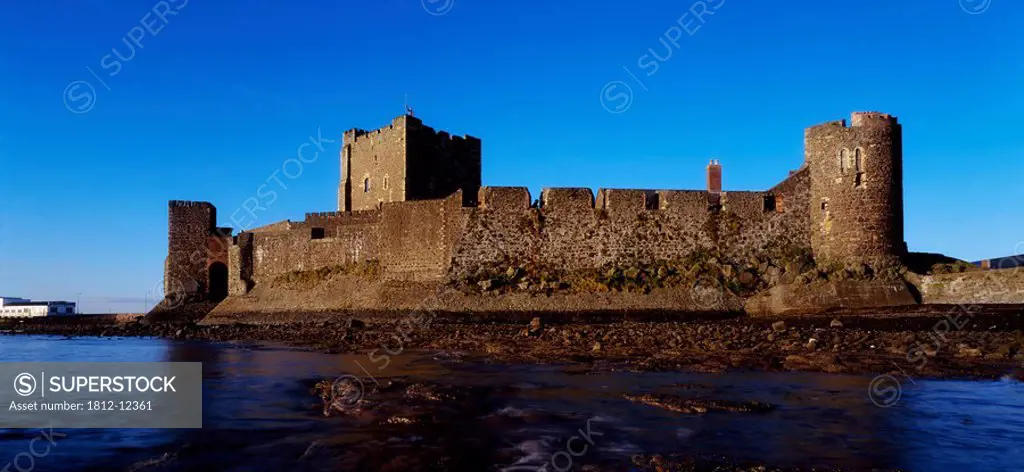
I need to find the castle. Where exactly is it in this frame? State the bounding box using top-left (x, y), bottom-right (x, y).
top-left (163, 112), bottom-right (905, 304)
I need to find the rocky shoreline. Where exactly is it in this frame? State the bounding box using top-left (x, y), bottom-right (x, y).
top-left (4, 304), bottom-right (1022, 380)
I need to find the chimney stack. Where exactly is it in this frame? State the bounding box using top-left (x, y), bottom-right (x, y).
top-left (707, 159), bottom-right (722, 194)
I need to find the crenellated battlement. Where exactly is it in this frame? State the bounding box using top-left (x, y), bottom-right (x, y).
top-left (850, 111), bottom-right (897, 127)
top-left (303, 209), bottom-right (381, 228)
top-left (305, 211), bottom-right (345, 219)
top-left (407, 116), bottom-right (480, 143)
top-left (342, 115), bottom-right (409, 143)
top-left (169, 200), bottom-right (214, 209)
top-left (478, 186), bottom-right (531, 212)
top-left (597, 189), bottom-right (657, 213)
top-left (541, 188), bottom-right (595, 213)
top-left (806, 112), bottom-right (899, 134)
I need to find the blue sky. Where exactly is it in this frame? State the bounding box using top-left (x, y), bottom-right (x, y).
top-left (1, 0), bottom-right (1021, 313)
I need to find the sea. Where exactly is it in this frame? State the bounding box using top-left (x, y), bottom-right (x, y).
top-left (1, 335), bottom-right (1022, 471)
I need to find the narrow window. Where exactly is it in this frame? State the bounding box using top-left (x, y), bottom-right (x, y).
top-left (383, 175), bottom-right (390, 190)
top-left (839, 149), bottom-right (847, 173)
top-left (821, 200), bottom-right (828, 211)
top-left (855, 148), bottom-right (865, 187)
top-left (363, 177), bottom-right (370, 192)
top-left (311, 228), bottom-right (325, 240)
top-left (763, 195), bottom-right (777, 213)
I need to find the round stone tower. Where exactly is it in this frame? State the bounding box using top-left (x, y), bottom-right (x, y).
top-left (805, 112), bottom-right (905, 268)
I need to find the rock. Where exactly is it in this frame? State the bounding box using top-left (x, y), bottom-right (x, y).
top-left (739, 271), bottom-right (756, 286)
top-left (771, 321), bottom-right (786, 332)
top-left (767, 333), bottom-right (776, 342)
top-left (528, 317), bottom-right (543, 336)
top-left (957, 345), bottom-right (982, 358)
top-left (783, 355), bottom-right (811, 368)
top-left (806, 338), bottom-right (818, 351)
top-left (517, 281), bottom-right (530, 290)
top-left (830, 319), bottom-right (844, 328)
top-left (592, 342), bottom-right (602, 352)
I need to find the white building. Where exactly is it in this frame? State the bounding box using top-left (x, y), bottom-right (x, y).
top-left (0, 297), bottom-right (77, 318)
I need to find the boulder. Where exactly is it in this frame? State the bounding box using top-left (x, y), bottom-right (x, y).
top-left (528, 317), bottom-right (543, 336)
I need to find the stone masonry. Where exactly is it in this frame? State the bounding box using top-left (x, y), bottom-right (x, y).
top-left (339, 115), bottom-right (481, 212)
top-left (163, 112), bottom-right (907, 302)
top-left (806, 112), bottom-right (904, 267)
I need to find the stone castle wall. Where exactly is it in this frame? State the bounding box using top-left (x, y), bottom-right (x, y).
top-left (245, 212), bottom-right (381, 284)
top-left (915, 268), bottom-right (1024, 305)
top-left (166, 112), bottom-right (906, 306)
top-left (188, 166), bottom-right (812, 297)
top-left (380, 191), bottom-right (465, 281)
top-left (448, 167), bottom-right (810, 279)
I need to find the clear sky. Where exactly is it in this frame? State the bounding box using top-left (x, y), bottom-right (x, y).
top-left (1, 0), bottom-right (1021, 313)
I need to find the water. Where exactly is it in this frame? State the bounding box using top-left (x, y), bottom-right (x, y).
top-left (1, 335), bottom-right (1022, 471)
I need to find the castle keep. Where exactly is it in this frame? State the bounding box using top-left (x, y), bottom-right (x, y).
top-left (163, 112), bottom-right (905, 303)
top-left (339, 116), bottom-right (481, 211)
